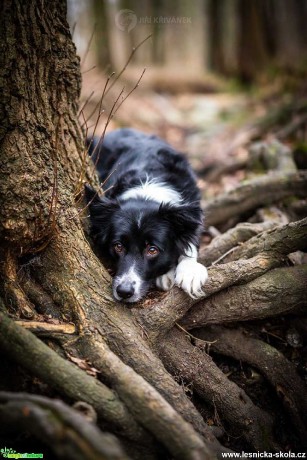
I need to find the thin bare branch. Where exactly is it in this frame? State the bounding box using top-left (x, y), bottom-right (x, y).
top-left (78, 90), bottom-right (95, 117)
top-left (80, 23), bottom-right (96, 67)
top-left (105, 35), bottom-right (151, 96)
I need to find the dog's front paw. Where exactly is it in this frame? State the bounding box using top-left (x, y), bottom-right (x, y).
top-left (156, 268), bottom-right (176, 291)
top-left (175, 260), bottom-right (208, 299)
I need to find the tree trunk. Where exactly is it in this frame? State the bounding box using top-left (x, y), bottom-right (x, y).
top-left (0, 1), bottom-right (221, 458)
top-left (0, 0), bottom-right (85, 248)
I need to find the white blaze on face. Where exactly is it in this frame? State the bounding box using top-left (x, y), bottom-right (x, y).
top-left (113, 263), bottom-right (143, 302)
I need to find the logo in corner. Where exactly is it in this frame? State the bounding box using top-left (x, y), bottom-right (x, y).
top-left (115, 9), bottom-right (137, 32)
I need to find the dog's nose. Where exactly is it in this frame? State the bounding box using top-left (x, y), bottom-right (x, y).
top-left (116, 283), bottom-right (135, 300)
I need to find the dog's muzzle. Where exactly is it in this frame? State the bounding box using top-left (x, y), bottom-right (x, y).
top-left (112, 264), bottom-right (149, 303)
top-left (116, 281), bottom-right (135, 300)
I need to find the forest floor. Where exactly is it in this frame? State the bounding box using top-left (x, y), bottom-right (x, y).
top-left (81, 68), bottom-right (305, 197)
top-left (80, 70), bottom-right (307, 452)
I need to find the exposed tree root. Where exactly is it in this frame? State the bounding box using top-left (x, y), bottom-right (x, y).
top-left (193, 326), bottom-right (307, 447)
top-left (0, 248), bottom-right (35, 318)
top-left (0, 310), bottom-right (149, 445)
top-left (199, 221), bottom-right (277, 266)
top-left (136, 218), bottom-right (307, 340)
top-left (2, 196), bottom-right (306, 458)
top-left (74, 335), bottom-right (216, 460)
top-left (19, 273), bottom-right (61, 317)
top-left (201, 157), bottom-right (248, 183)
top-left (223, 217), bottom-right (307, 262)
top-left (159, 328), bottom-right (278, 451)
top-left (135, 217), bottom-right (307, 344)
top-left (135, 253), bottom-right (283, 341)
top-left (203, 171), bottom-right (307, 226)
top-left (0, 392), bottom-right (129, 460)
top-left (181, 265), bottom-right (307, 328)
top-left (29, 217), bottom-right (223, 456)
top-left (0, 309), bottom-right (219, 459)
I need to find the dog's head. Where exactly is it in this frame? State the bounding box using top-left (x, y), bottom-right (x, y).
top-left (85, 185), bottom-right (202, 303)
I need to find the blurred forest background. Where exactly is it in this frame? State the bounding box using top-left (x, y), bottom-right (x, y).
top-left (68, 0), bottom-right (307, 194)
top-left (69, 0), bottom-right (307, 82)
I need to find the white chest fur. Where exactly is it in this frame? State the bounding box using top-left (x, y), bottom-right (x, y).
top-left (120, 178), bottom-right (182, 205)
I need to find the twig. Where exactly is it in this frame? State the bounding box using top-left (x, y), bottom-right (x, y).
top-left (84, 73), bottom-right (112, 141)
top-left (80, 23), bottom-right (96, 67)
top-left (112, 68), bottom-right (146, 118)
top-left (89, 86), bottom-right (125, 168)
top-left (15, 320), bottom-right (76, 335)
top-left (210, 247), bottom-right (237, 266)
top-left (71, 21), bottom-right (77, 39)
top-left (81, 72), bottom-right (114, 132)
top-left (82, 65), bottom-right (97, 75)
top-left (104, 35), bottom-right (151, 97)
top-left (87, 68), bottom-right (146, 172)
top-left (175, 323), bottom-right (217, 348)
top-left (78, 90), bottom-right (95, 117)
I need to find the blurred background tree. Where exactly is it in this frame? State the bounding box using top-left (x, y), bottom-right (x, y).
top-left (68, 0), bottom-right (307, 85)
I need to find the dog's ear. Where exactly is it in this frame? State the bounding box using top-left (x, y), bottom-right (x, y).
top-left (159, 203), bottom-right (203, 232)
top-left (159, 203), bottom-right (203, 251)
top-left (84, 184), bottom-right (119, 240)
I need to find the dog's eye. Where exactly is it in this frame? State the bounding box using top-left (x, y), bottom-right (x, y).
top-left (113, 242), bottom-right (124, 253)
top-left (146, 245), bottom-right (159, 257)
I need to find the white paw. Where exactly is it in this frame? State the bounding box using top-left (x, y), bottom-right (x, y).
top-left (175, 260), bottom-right (208, 299)
top-left (156, 268), bottom-right (176, 291)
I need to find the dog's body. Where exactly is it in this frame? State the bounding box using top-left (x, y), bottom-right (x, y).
top-left (86, 128), bottom-right (208, 303)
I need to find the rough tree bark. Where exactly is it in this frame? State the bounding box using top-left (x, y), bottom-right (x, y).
top-left (0, 1), bottom-right (220, 459)
top-left (1, 1), bottom-right (307, 459)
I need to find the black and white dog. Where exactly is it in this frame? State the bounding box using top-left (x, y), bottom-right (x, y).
top-left (86, 128), bottom-right (208, 303)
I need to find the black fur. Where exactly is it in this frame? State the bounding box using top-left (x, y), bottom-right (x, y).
top-left (86, 128), bottom-right (204, 303)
